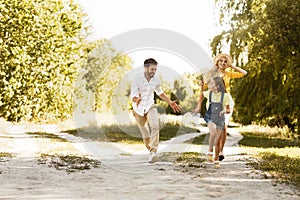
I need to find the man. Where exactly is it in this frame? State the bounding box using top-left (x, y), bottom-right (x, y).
top-left (130, 58), bottom-right (181, 163)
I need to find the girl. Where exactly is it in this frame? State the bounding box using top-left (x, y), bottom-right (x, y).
top-left (194, 76), bottom-right (231, 168)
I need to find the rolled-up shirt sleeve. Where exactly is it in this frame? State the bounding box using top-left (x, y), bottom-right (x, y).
top-left (154, 80), bottom-right (163, 96)
top-left (130, 78), bottom-right (139, 100)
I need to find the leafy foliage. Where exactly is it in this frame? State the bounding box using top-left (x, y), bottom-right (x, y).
top-left (0, 0), bottom-right (88, 122)
top-left (212, 0), bottom-right (300, 135)
top-left (158, 72), bottom-right (204, 115)
top-left (80, 39), bottom-right (133, 113)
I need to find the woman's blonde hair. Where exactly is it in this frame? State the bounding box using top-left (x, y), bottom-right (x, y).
top-left (204, 53), bottom-right (232, 83)
top-left (213, 54), bottom-right (232, 68)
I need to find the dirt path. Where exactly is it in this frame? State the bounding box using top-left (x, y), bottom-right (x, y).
top-left (0, 121), bottom-right (299, 200)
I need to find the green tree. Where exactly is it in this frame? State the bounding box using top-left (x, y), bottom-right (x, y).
top-left (212, 0), bottom-right (300, 135)
top-left (171, 73), bottom-right (203, 114)
top-left (81, 39), bottom-right (132, 113)
top-left (0, 0), bottom-right (88, 122)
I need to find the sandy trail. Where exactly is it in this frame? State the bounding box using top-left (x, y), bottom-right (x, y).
top-left (0, 121), bottom-right (299, 200)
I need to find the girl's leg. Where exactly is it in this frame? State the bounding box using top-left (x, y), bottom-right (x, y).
top-left (207, 123), bottom-right (217, 152)
top-left (214, 128), bottom-right (223, 161)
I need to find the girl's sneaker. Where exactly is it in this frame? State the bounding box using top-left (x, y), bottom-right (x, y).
top-left (214, 161), bottom-right (221, 169)
top-left (206, 152), bottom-right (213, 162)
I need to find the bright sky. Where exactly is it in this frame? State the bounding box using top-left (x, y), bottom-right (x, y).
top-left (78, 0), bottom-right (218, 79)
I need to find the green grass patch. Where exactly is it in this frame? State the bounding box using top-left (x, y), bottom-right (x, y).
top-left (239, 132), bottom-right (300, 148)
top-left (37, 154), bottom-right (101, 173)
top-left (184, 133), bottom-right (209, 145)
top-left (65, 122), bottom-right (199, 144)
top-left (239, 131), bottom-right (300, 186)
top-left (26, 132), bottom-right (67, 142)
top-left (0, 152), bottom-right (12, 158)
top-left (249, 152), bottom-right (300, 186)
top-left (0, 152), bottom-right (13, 163)
top-left (159, 152), bottom-right (206, 164)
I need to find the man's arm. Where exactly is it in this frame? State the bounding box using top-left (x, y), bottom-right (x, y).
top-left (158, 93), bottom-right (181, 113)
top-left (130, 78), bottom-right (141, 106)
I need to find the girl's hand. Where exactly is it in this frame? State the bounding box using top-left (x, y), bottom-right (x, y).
top-left (199, 80), bottom-right (204, 87)
top-left (219, 110), bottom-right (226, 116)
top-left (193, 107), bottom-right (200, 114)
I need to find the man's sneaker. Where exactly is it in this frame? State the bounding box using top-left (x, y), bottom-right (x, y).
top-left (206, 152), bottom-right (213, 162)
top-left (148, 152), bottom-right (159, 163)
top-left (218, 153), bottom-right (225, 161)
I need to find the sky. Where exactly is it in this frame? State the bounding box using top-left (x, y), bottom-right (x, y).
top-left (78, 0), bottom-right (218, 79)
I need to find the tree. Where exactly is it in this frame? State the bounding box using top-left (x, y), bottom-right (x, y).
top-left (212, 0), bottom-right (300, 135)
top-left (81, 39), bottom-right (132, 113)
top-left (171, 73), bottom-right (204, 114)
top-left (0, 0), bottom-right (88, 122)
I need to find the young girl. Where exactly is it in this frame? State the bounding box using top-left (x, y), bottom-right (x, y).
top-left (194, 76), bottom-right (231, 168)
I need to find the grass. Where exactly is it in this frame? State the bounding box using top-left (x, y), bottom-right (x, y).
top-left (248, 152), bottom-right (300, 186)
top-left (65, 122), bottom-right (199, 144)
top-left (238, 132), bottom-right (299, 148)
top-left (37, 153), bottom-right (101, 173)
top-left (239, 131), bottom-right (300, 187)
top-left (159, 152), bottom-right (207, 168)
top-left (0, 152), bottom-right (12, 158)
top-left (185, 133), bottom-right (209, 145)
top-left (26, 132), bottom-right (68, 142)
top-left (0, 152), bottom-right (13, 164)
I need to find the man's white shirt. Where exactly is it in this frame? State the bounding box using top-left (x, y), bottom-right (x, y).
top-left (130, 72), bottom-right (163, 116)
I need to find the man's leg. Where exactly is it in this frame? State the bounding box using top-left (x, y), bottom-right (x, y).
top-left (146, 105), bottom-right (160, 153)
top-left (133, 110), bottom-right (150, 150)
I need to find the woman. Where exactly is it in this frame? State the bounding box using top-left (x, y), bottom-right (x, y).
top-left (199, 54), bottom-right (247, 161)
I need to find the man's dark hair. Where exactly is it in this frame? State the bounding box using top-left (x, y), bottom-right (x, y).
top-left (144, 58), bottom-right (158, 67)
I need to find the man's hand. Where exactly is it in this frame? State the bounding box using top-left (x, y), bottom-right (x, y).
top-left (170, 100), bottom-right (181, 113)
top-left (133, 94), bottom-right (142, 107)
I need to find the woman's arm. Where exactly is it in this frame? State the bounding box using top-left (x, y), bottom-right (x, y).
top-left (194, 80), bottom-right (205, 113)
top-left (230, 65), bottom-right (247, 75)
